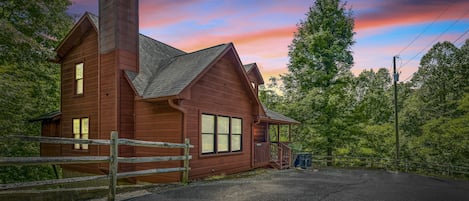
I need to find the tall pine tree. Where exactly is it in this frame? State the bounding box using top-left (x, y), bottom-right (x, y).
top-left (282, 0), bottom-right (355, 161)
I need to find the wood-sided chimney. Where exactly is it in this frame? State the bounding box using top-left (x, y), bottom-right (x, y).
top-left (98, 0), bottom-right (138, 172)
top-left (99, 0), bottom-right (139, 72)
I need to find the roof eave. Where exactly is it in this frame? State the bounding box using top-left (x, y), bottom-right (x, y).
top-left (259, 117), bottom-right (300, 125)
top-left (136, 95), bottom-right (181, 102)
top-left (55, 13), bottom-right (98, 62)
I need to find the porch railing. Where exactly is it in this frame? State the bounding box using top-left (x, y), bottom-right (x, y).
top-left (270, 142), bottom-right (292, 169)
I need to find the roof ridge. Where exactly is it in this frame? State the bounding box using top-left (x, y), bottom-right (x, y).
top-left (173, 43), bottom-right (229, 59)
top-left (84, 12), bottom-right (97, 17)
top-left (139, 34), bottom-right (186, 54)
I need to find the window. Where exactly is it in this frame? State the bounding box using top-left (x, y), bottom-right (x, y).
top-left (217, 116), bottom-right (229, 152)
top-left (201, 114), bottom-right (242, 154)
top-left (75, 63), bottom-right (84, 95)
top-left (73, 117), bottom-right (89, 150)
top-left (201, 114), bottom-right (215, 154)
top-left (231, 118), bottom-right (242, 151)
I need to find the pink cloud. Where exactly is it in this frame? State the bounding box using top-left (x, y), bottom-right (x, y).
top-left (354, 0), bottom-right (469, 30)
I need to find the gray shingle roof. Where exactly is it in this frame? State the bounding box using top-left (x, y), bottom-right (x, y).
top-left (126, 35), bottom-right (186, 96)
top-left (88, 13), bottom-right (229, 99)
top-left (262, 105), bottom-right (300, 124)
top-left (243, 63), bottom-right (255, 72)
top-left (29, 111), bottom-right (61, 122)
top-left (139, 44), bottom-right (229, 99)
top-left (55, 13), bottom-right (299, 125)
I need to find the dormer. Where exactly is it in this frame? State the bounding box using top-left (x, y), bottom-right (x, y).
top-left (243, 63), bottom-right (264, 95)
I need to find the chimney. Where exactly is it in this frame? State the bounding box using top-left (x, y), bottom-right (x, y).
top-left (98, 0), bottom-right (138, 173)
top-left (99, 0), bottom-right (139, 72)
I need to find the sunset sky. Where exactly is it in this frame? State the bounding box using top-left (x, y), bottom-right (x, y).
top-left (68, 0), bottom-right (469, 83)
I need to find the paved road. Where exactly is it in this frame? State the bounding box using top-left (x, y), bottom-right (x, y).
top-left (126, 168), bottom-right (469, 201)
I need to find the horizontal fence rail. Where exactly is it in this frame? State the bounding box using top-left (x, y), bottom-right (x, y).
top-left (5, 135), bottom-right (111, 145)
top-left (307, 155), bottom-right (469, 178)
top-left (0, 156), bottom-right (110, 165)
top-left (0, 132), bottom-right (193, 201)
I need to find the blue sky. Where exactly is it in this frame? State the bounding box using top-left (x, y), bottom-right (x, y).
top-left (68, 0), bottom-right (469, 82)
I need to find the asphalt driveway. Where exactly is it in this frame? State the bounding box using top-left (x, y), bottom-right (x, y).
top-left (126, 168), bottom-right (469, 201)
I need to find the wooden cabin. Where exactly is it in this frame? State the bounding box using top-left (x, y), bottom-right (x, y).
top-left (36, 0), bottom-right (299, 183)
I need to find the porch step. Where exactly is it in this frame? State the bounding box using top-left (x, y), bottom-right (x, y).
top-left (270, 160), bottom-right (290, 170)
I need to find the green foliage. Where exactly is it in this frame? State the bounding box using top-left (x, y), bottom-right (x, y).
top-left (280, 0), bottom-right (355, 158)
top-left (411, 41), bottom-right (464, 118)
top-left (283, 0), bottom-right (354, 94)
top-left (0, 0), bottom-right (73, 183)
top-left (358, 124), bottom-right (394, 158)
top-left (353, 68), bottom-right (393, 124)
top-left (272, 0), bottom-right (469, 172)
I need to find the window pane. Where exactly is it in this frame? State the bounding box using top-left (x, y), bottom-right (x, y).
top-left (231, 134), bottom-right (241, 151)
top-left (217, 134), bottom-right (229, 152)
top-left (232, 118), bottom-right (242, 134)
top-left (73, 119), bottom-right (80, 134)
top-left (81, 118), bottom-right (89, 134)
top-left (217, 116), bottom-right (229, 134)
top-left (202, 134), bottom-right (214, 153)
top-left (76, 63), bottom-right (83, 79)
top-left (202, 114), bottom-right (214, 133)
top-left (76, 79), bottom-right (83, 94)
top-left (82, 134), bottom-right (89, 150)
top-left (74, 133), bottom-right (80, 149)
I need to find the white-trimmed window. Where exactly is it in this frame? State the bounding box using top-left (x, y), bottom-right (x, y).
top-left (201, 114), bottom-right (242, 154)
top-left (217, 116), bottom-right (230, 152)
top-left (73, 117), bottom-right (89, 150)
top-left (231, 118), bottom-right (242, 152)
top-left (201, 114), bottom-right (215, 154)
top-left (75, 63), bottom-right (84, 95)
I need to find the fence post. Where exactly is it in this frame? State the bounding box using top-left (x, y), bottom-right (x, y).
top-left (108, 131), bottom-right (118, 201)
top-left (182, 138), bottom-right (190, 184)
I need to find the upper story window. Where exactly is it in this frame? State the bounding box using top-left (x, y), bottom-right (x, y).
top-left (73, 117), bottom-right (89, 150)
top-left (201, 114), bottom-right (242, 155)
top-left (75, 63), bottom-right (84, 95)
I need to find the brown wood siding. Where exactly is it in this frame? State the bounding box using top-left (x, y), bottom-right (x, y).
top-left (40, 120), bottom-right (61, 156)
top-left (253, 123), bottom-right (267, 143)
top-left (134, 100), bottom-right (182, 183)
top-left (182, 55), bottom-right (255, 179)
top-left (60, 29), bottom-right (100, 172)
top-left (119, 73), bottom-right (136, 172)
top-left (247, 72), bottom-right (257, 84)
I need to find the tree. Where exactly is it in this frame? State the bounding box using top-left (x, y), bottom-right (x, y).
top-left (408, 90), bottom-right (469, 166)
top-left (353, 68), bottom-right (393, 125)
top-left (0, 0), bottom-right (73, 183)
top-left (282, 0), bottom-right (355, 161)
top-left (400, 40), bottom-right (469, 168)
top-left (411, 41), bottom-right (462, 118)
top-left (283, 0), bottom-right (354, 94)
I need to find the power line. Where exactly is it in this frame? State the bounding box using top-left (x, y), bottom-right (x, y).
top-left (399, 9), bottom-right (469, 71)
top-left (453, 27), bottom-right (469, 45)
top-left (401, 73), bottom-right (414, 83)
top-left (396, 3), bottom-right (453, 56)
top-left (400, 12), bottom-right (469, 83)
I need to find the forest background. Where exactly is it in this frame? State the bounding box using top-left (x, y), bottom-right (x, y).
top-left (0, 0), bottom-right (468, 183)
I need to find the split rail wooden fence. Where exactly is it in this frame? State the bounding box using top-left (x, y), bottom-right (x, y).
top-left (0, 131), bottom-right (193, 201)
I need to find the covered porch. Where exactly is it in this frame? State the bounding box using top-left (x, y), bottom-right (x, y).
top-left (253, 107), bottom-right (300, 169)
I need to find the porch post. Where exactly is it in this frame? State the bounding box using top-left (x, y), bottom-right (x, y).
top-left (277, 124), bottom-right (280, 142)
top-left (288, 125), bottom-right (292, 142)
